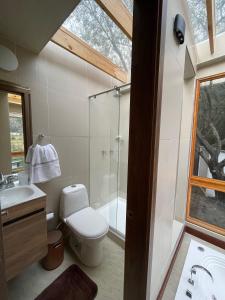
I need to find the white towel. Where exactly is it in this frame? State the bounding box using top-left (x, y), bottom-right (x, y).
top-left (26, 144), bottom-right (61, 183)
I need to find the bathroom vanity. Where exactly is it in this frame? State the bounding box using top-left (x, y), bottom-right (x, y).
top-left (1, 184), bottom-right (47, 281)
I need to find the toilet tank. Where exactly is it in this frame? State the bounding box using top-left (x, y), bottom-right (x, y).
top-left (60, 184), bottom-right (89, 219)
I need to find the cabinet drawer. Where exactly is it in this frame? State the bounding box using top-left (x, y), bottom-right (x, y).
top-left (3, 211), bottom-right (47, 280)
top-left (1, 196), bottom-right (46, 224)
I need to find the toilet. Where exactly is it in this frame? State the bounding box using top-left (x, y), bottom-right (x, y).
top-left (60, 184), bottom-right (109, 267)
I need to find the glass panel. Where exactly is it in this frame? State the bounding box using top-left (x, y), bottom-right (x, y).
top-left (89, 85), bottom-right (130, 238)
top-left (63, 0), bottom-right (132, 71)
top-left (216, 0), bottom-right (225, 35)
top-left (0, 92), bottom-right (25, 174)
top-left (187, 0), bottom-right (208, 43)
top-left (89, 90), bottom-right (119, 231)
top-left (8, 94), bottom-right (25, 173)
top-left (190, 185), bottom-right (225, 230)
top-left (122, 0), bottom-right (133, 14)
top-left (117, 86), bottom-right (130, 237)
top-left (193, 77), bottom-right (225, 182)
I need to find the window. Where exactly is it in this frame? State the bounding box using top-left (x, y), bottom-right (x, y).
top-left (187, 74), bottom-right (225, 236)
top-left (63, 0), bottom-right (132, 71)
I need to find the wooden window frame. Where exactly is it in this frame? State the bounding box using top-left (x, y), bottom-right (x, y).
top-left (51, 27), bottom-right (128, 83)
top-left (0, 80), bottom-right (33, 156)
top-left (186, 72), bottom-right (225, 236)
top-left (95, 0), bottom-right (133, 40)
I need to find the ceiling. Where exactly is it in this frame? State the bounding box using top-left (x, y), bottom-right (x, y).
top-left (0, 0), bottom-right (80, 53)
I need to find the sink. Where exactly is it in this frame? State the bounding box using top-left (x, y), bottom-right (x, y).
top-left (0, 184), bottom-right (46, 210)
top-left (1, 186), bottom-right (34, 202)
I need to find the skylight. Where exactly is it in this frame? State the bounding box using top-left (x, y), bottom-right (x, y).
top-left (215, 0), bottom-right (225, 35)
top-left (123, 0), bottom-right (133, 14)
top-left (63, 0), bottom-right (132, 71)
top-left (187, 0), bottom-right (208, 43)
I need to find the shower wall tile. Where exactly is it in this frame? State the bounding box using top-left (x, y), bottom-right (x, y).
top-left (0, 35), bottom-right (116, 223)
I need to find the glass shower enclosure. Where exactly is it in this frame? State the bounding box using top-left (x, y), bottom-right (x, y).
top-left (89, 84), bottom-right (130, 238)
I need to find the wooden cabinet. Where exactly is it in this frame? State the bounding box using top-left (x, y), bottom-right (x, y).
top-left (2, 197), bottom-right (47, 281)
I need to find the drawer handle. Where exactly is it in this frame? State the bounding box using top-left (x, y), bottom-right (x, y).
top-left (1, 210), bottom-right (8, 216)
top-left (54, 243), bottom-right (62, 249)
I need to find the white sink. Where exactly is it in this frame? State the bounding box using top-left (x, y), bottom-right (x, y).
top-left (0, 183), bottom-right (46, 210)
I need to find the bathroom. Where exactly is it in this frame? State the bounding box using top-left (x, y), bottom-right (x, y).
top-left (1, 0), bottom-right (225, 300)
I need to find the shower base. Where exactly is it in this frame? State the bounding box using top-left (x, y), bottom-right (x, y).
top-left (98, 197), bottom-right (126, 239)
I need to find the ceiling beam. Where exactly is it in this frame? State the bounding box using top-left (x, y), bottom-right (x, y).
top-left (95, 0), bottom-right (133, 40)
top-left (206, 0), bottom-right (215, 54)
top-left (51, 27), bottom-right (128, 83)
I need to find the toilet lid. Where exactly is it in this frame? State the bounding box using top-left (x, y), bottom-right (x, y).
top-left (66, 207), bottom-right (109, 239)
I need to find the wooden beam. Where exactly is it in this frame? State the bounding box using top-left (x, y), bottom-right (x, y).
top-left (51, 27), bottom-right (128, 83)
top-left (206, 0), bottom-right (215, 54)
top-left (96, 0), bottom-right (133, 40)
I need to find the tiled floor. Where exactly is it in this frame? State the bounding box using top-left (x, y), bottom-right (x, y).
top-left (8, 236), bottom-right (124, 300)
top-left (162, 233), bottom-right (225, 300)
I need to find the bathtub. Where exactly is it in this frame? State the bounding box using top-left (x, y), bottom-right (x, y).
top-left (175, 240), bottom-right (225, 300)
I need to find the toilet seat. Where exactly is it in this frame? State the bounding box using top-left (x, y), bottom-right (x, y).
top-left (66, 207), bottom-right (109, 239)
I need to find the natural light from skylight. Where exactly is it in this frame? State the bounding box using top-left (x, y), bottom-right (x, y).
top-left (187, 0), bottom-right (225, 44)
top-left (63, 0), bottom-right (132, 71)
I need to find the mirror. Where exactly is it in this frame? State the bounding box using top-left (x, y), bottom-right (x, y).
top-left (0, 92), bottom-right (25, 173)
top-left (0, 80), bottom-right (32, 175)
top-left (187, 73), bottom-right (225, 236)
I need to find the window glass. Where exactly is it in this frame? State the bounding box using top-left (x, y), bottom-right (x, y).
top-left (8, 94), bottom-right (25, 173)
top-left (190, 185), bottom-right (225, 229)
top-left (193, 77), bottom-right (225, 182)
top-left (216, 0), bottom-right (225, 35)
top-left (187, 0), bottom-right (208, 43)
top-left (63, 0), bottom-right (132, 71)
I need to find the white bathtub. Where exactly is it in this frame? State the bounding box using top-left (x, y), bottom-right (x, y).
top-left (175, 240), bottom-right (225, 300)
top-left (97, 197), bottom-right (126, 238)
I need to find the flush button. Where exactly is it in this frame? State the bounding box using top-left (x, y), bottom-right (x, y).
top-left (186, 290), bottom-right (192, 298)
top-left (71, 184), bottom-right (77, 188)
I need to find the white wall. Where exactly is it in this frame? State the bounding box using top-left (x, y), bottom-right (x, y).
top-left (174, 77), bottom-right (195, 222)
top-left (148, 0), bottom-right (197, 298)
top-left (0, 34), bottom-right (119, 227)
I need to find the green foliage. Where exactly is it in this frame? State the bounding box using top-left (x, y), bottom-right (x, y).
top-left (63, 0), bottom-right (132, 71)
top-left (187, 0), bottom-right (225, 43)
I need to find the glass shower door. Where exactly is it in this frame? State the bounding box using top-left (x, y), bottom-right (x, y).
top-left (89, 90), bottom-right (120, 231)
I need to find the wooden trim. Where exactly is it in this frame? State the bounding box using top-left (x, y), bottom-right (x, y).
top-left (197, 72), bottom-right (225, 82)
top-left (51, 27), bottom-right (128, 83)
top-left (186, 214), bottom-right (225, 236)
top-left (190, 176), bottom-right (225, 192)
top-left (0, 80), bottom-right (33, 156)
top-left (124, 1), bottom-right (167, 300)
top-left (95, 0), bottom-right (133, 39)
top-left (22, 92), bottom-right (33, 155)
top-left (186, 73), bottom-right (225, 236)
top-left (185, 225), bottom-right (225, 250)
top-left (11, 151), bottom-right (24, 157)
top-left (157, 228), bottom-right (185, 300)
top-left (206, 0), bottom-right (215, 54)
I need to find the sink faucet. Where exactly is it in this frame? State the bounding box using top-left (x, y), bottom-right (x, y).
top-left (188, 264), bottom-right (214, 286)
top-left (0, 172), bottom-right (18, 190)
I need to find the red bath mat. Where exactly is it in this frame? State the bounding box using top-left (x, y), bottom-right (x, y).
top-left (35, 264), bottom-right (98, 300)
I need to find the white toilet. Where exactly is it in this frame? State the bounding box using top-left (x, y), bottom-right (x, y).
top-left (60, 184), bottom-right (109, 267)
